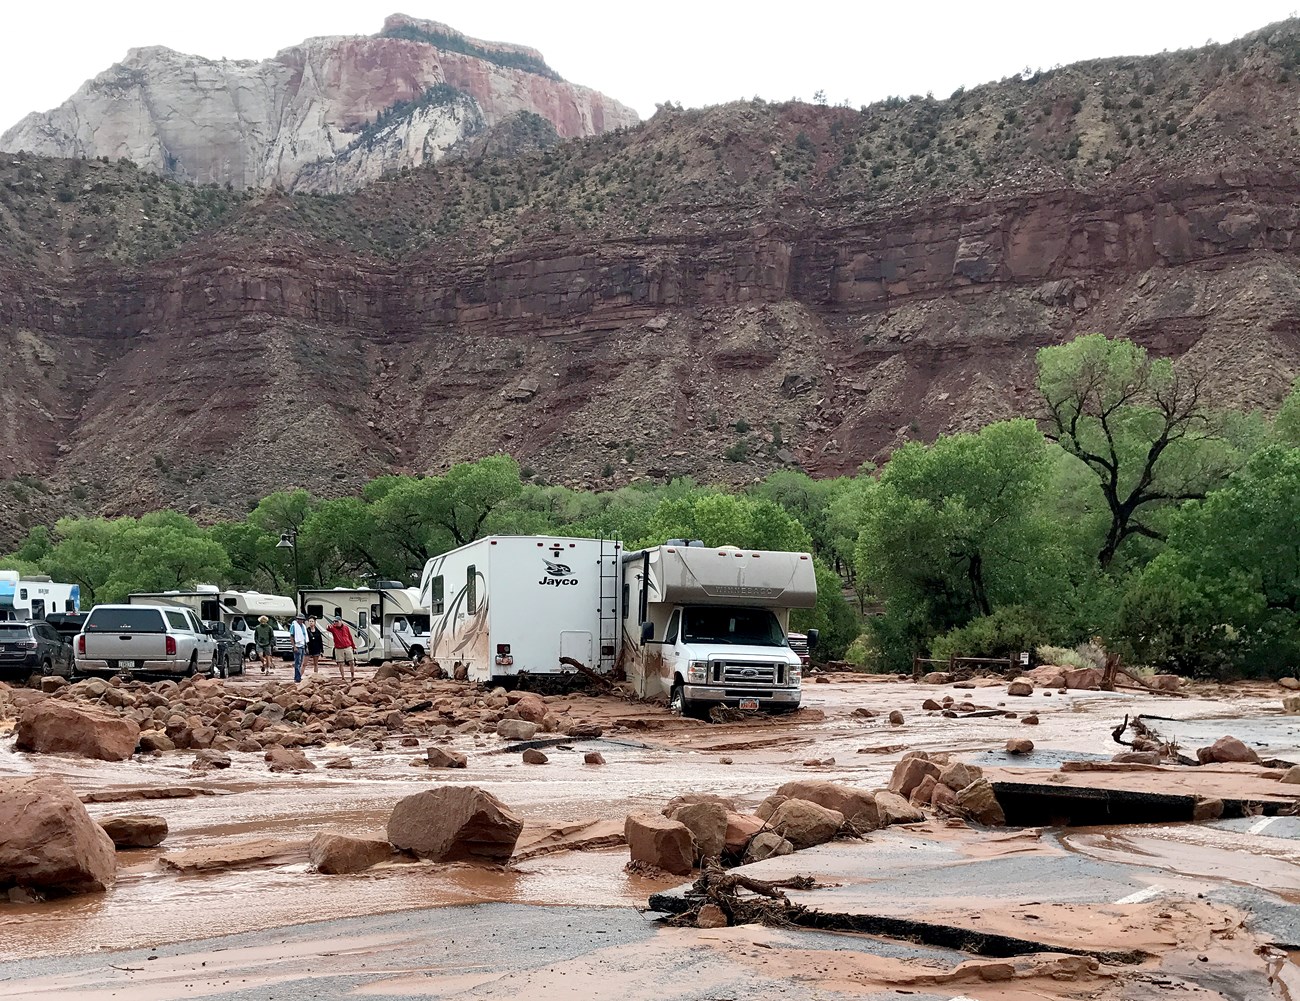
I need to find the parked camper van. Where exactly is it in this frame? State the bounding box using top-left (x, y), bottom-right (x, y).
top-left (417, 536), bottom-right (814, 715)
top-left (0, 571), bottom-right (80, 622)
top-left (622, 542), bottom-right (816, 716)
top-left (419, 537), bottom-right (621, 685)
top-left (297, 585), bottom-right (429, 663)
top-left (127, 586), bottom-right (295, 661)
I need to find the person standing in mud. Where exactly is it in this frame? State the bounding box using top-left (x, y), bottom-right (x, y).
top-left (304, 616), bottom-right (325, 675)
top-left (290, 613), bottom-right (308, 682)
top-left (327, 616), bottom-right (357, 682)
top-left (253, 615), bottom-right (275, 674)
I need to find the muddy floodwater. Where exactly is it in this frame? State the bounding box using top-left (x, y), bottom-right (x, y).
top-left (2, 671), bottom-right (1298, 1000)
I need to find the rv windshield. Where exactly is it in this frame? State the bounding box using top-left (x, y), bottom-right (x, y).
top-left (681, 607), bottom-right (786, 647)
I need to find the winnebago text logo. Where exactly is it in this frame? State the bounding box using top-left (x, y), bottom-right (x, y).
top-left (539, 557), bottom-right (579, 587)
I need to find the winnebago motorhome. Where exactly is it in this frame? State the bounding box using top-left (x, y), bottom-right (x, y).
top-left (297, 585), bottom-right (429, 663)
top-left (622, 542), bottom-right (816, 716)
top-left (419, 537), bottom-right (622, 685)
top-left (0, 572), bottom-right (80, 622)
top-left (127, 587), bottom-right (295, 659)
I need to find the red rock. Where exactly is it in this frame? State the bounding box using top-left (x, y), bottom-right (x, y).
top-left (767, 799), bottom-right (844, 849)
top-left (930, 782), bottom-right (959, 811)
top-left (922, 698), bottom-right (942, 710)
top-left (1006, 680), bottom-right (1034, 697)
top-left (1005, 738), bottom-right (1034, 755)
top-left (266, 746), bottom-right (315, 772)
top-left (909, 773), bottom-right (938, 806)
top-left (956, 778), bottom-right (1006, 825)
top-left (696, 903), bottom-right (728, 928)
top-left (0, 776), bottom-right (116, 895)
top-left (1113, 751), bottom-right (1161, 764)
top-left (1150, 674), bottom-right (1182, 691)
top-left (874, 790), bottom-right (924, 825)
top-left (521, 748), bottom-right (548, 764)
top-left (773, 780), bottom-right (880, 831)
top-left (387, 786), bottom-right (522, 863)
top-left (722, 812), bottom-right (765, 854)
top-left (888, 757), bottom-right (941, 798)
top-left (1196, 736), bottom-right (1260, 765)
top-left (663, 794), bottom-right (736, 817)
top-left (426, 746), bottom-right (467, 768)
top-left (99, 815), bottom-right (168, 848)
top-left (309, 833), bottom-right (393, 874)
top-left (1021, 713), bottom-right (1039, 725)
top-left (921, 672), bottom-right (953, 684)
top-left (668, 802), bottom-right (728, 861)
top-left (583, 752), bottom-right (605, 765)
top-left (625, 813), bottom-right (694, 875)
top-left (888, 710), bottom-right (905, 725)
top-left (743, 831), bottom-right (793, 863)
top-left (511, 694), bottom-right (548, 724)
top-left (1062, 668), bottom-right (1102, 690)
top-left (15, 701), bottom-right (140, 762)
top-left (1026, 666), bottom-right (1067, 688)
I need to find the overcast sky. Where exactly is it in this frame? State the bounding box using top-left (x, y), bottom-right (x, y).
top-left (3, 1), bottom-right (1298, 129)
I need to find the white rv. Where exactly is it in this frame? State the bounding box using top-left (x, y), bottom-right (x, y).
top-left (417, 536), bottom-right (814, 715)
top-left (297, 585), bottom-right (429, 663)
top-left (622, 542), bottom-right (816, 716)
top-left (0, 572), bottom-right (80, 622)
top-left (418, 536), bottom-right (622, 685)
top-left (127, 586), bottom-right (295, 659)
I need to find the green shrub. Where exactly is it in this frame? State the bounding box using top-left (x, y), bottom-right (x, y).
top-left (930, 605), bottom-right (1045, 660)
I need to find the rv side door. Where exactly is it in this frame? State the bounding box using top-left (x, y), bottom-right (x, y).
top-left (661, 608), bottom-right (684, 683)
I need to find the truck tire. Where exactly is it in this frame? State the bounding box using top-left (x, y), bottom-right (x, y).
top-left (41, 659), bottom-right (52, 676)
top-left (670, 681), bottom-right (708, 720)
top-left (184, 653), bottom-right (198, 677)
top-left (408, 645), bottom-right (425, 663)
top-left (244, 644), bottom-right (256, 661)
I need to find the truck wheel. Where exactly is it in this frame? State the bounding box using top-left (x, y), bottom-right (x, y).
top-left (41, 659), bottom-right (53, 676)
top-left (408, 646), bottom-right (425, 662)
top-left (244, 644), bottom-right (256, 661)
top-left (184, 653), bottom-right (198, 677)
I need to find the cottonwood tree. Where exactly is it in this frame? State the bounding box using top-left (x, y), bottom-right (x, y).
top-left (1037, 334), bottom-right (1234, 568)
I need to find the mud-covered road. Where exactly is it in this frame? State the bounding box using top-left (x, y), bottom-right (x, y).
top-left (2, 671), bottom-right (1298, 999)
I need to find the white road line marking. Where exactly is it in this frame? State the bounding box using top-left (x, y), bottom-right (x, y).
top-left (1115, 885), bottom-right (1165, 904)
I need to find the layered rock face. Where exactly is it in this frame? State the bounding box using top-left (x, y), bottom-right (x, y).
top-left (0, 14), bottom-right (638, 192)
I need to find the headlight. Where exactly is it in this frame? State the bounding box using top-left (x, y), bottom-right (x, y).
top-left (686, 661), bottom-right (709, 683)
top-left (789, 664), bottom-right (802, 686)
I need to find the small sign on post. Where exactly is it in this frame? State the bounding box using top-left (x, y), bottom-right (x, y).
top-left (1019, 651), bottom-right (1030, 665)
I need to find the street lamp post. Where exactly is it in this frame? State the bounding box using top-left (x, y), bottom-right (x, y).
top-left (276, 530), bottom-right (299, 593)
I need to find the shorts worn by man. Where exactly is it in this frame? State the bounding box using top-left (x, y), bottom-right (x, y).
top-left (327, 618), bottom-right (358, 681)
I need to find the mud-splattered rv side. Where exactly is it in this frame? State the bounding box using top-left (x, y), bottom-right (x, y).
top-left (419, 536), bottom-right (621, 685)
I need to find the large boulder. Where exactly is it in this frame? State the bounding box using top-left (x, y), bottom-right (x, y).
top-left (956, 778), bottom-right (1006, 826)
top-left (662, 793), bottom-right (737, 817)
top-left (1062, 668), bottom-right (1102, 690)
top-left (772, 780), bottom-right (880, 832)
top-left (1026, 665), bottom-right (1067, 688)
top-left (309, 833), bottom-right (393, 874)
top-left (668, 802), bottom-right (728, 861)
top-left (1282, 695), bottom-right (1300, 715)
top-left (744, 831), bottom-right (794, 864)
top-left (1196, 736), bottom-right (1260, 765)
top-left (496, 719), bottom-right (539, 741)
top-left (266, 747), bottom-right (315, 772)
top-left (0, 776), bottom-right (117, 895)
top-left (510, 694), bottom-right (548, 724)
top-left (1006, 679), bottom-right (1034, 697)
top-left (15, 701), bottom-right (140, 762)
top-left (99, 815), bottom-right (168, 849)
top-left (1150, 674), bottom-right (1182, 692)
top-left (723, 812), bottom-right (766, 854)
top-left (874, 790), bottom-right (925, 825)
top-left (387, 786), bottom-right (522, 863)
top-left (767, 799), bottom-right (843, 850)
top-left (425, 746), bottom-right (467, 769)
top-left (888, 756), bottom-right (941, 798)
top-left (625, 813), bottom-right (694, 875)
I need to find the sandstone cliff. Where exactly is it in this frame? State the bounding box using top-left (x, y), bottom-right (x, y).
top-left (0, 14), bottom-right (639, 193)
top-left (2, 22), bottom-right (1300, 544)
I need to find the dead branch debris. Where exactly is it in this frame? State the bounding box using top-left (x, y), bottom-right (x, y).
top-left (665, 860), bottom-right (821, 927)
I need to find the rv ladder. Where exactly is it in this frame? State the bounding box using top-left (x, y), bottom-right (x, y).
top-left (597, 537), bottom-right (621, 675)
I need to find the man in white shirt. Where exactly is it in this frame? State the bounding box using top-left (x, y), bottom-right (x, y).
top-left (290, 613), bottom-right (308, 682)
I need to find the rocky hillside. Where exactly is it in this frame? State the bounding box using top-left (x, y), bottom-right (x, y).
top-left (0, 14), bottom-right (639, 193)
top-left (4, 21), bottom-right (1300, 545)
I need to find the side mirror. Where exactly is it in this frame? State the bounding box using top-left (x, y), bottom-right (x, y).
top-left (807, 629), bottom-right (820, 650)
top-left (640, 620), bottom-right (655, 644)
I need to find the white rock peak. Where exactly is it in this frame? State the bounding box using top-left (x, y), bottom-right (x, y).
top-left (0, 14), bottom-right (639, 193)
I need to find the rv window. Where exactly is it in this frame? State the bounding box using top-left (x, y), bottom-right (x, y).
top-left (467, 566), bottom-right (477, 613)
top-left (30, 599), bottom-right (45, 620)
top-left (199, 600), bottom-right (220, 620)
top-left (622, 583), bottom-right (630, 616)
top-left (431, 576), bottom-right (445, 614)
top-left (411, 615), bottom-right (430, 633)
top-left (307, 604), bottom-right (324, 618)
top-left (358, 611), bottom-right (368, 632)
top-left (370, 604), bottom-right (380, 622)
top-left (231, 617), bottom-right (246, 631)
top-left (682, 607), bottom-right (785, 647)
top-left (665, 609), bottom-right (681, 644)
top-left (394, 617), bottom-right (408, 632)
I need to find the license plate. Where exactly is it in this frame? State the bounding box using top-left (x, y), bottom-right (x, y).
top-left (739, 698), bottom-right (759, 711)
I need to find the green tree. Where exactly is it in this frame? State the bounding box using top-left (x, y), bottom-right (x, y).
top-left (1038, 334), bottom-right (1235, 567)
top-left (854, 420), bottom-right (1067, 665)
top-left (1276, 377), bottom-right (1300, 446)
top-left (1115, 445), bottom-right (1300, 677)
top-left (40, 517), bottom-right (120, 603)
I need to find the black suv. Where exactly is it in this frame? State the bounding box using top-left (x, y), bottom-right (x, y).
top-left (0, 620), bottom-right (73, 679)
top-left (203, 620), bottom-right (245, 678)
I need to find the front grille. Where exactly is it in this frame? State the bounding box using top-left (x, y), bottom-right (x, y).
top-left (714, 661), bottom-right (778, 685)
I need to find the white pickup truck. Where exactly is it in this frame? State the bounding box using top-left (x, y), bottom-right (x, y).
top-left (77, 604), bottom-right (218, 676)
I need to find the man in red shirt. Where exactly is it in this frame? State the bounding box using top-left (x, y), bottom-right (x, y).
top-left (327, 618), bottom-right (358, 681)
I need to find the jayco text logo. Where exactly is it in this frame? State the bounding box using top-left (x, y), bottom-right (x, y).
top-left (539, 558), bottom-right (579, 587)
